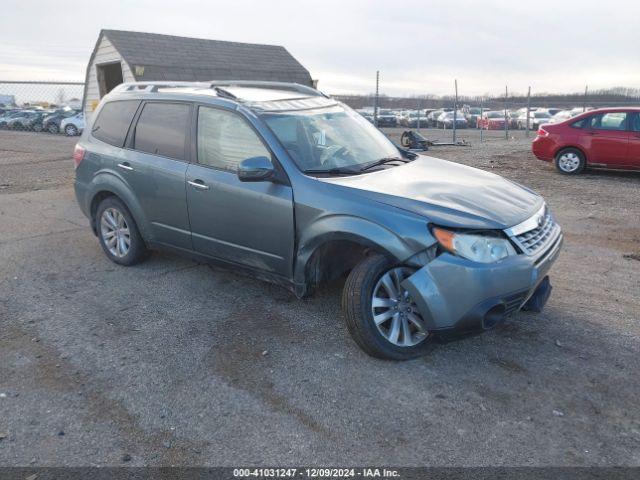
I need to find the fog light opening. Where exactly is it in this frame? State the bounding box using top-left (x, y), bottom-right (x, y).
top-left (483, 304), bottom-right (506, 330)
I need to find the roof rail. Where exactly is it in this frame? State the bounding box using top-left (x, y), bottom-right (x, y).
top-left (208, 80), bottom-right (326, 98)
top-left (111, 80), bottom-right (327, 99)
top-left (112, 81), bottom-right (210, 93)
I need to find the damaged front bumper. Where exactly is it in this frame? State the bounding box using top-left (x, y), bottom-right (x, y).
top-left (401, 232), bottom-right (563, 336)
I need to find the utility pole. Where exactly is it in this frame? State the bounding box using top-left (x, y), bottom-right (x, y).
top-left (453, 79), bottom-right (458, 144)
top-left (526, 86), bottom-right (531, 137)
top-left (583, 85), bottom-right (588, 112)
top-left (504, 85), bottom-right (509, 140)
top-left (479, 97), bottom-right (484, 143)
top-left (373, 71), bottom-right (380, 128)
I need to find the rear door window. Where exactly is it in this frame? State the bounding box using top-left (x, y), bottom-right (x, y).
top-left (589, 112), bottom-right (628, 131)
top-left (92, 100), bottom-right (140, 146)
top-left (133, 102), bottom-right (191, 161)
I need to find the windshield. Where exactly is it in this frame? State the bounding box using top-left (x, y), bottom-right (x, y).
top-left (487, 112), bottom-right (503, 118)
top-left (261, 105), bottom-right (400, 173)
top-left (534, 112), bottom-right (550, 118)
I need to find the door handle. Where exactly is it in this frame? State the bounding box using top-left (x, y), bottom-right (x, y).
top-left (117, 162), bottom-right (133, 171)
top-left (587, 131), bottom-right (599, 136)
top-left (188, 179), bottom-right (209, 190)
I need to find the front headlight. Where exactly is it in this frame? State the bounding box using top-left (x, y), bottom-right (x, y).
top-left (432, 227), bottom-right (516, 263)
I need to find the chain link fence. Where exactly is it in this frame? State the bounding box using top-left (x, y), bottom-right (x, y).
top-left (333, 75), bottom-right (640, 143)
top-left (0, 81), bottom-right (84, 135)
top-left (2, 78), bottom-right (640, 143)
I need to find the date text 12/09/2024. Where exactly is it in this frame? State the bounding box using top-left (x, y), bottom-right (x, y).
top-left (233, 468), bottom-right (400, 478)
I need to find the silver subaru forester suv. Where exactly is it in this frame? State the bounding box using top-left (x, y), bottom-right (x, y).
top-left (74, 81), bottom-right (562, 360)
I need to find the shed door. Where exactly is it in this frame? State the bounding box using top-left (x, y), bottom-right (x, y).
top-left (97, 62), bottom-right (124, 98)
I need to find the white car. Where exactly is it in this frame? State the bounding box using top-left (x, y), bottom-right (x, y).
top-left (60, 112), bottom-right (84, 136)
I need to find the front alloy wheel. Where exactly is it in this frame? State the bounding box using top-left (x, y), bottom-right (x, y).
top-left (372, 267), bottom-right (427, 347)
top-left (342, 255), bottom-right (433, 360)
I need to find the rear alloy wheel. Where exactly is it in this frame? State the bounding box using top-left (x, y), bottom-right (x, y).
top-left (65, 124), bottom-right (78, 136)
top-left (96, 197), bottom-right (149, 266)
top-left (342, 255), bottom-right (433, 360)
top-left (555, 148), bottom-right (585, 175)
top-left (33, 123), bottom-right (43, 132)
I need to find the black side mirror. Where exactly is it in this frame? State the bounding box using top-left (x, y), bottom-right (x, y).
top-left (237, 156), bottom-right (275, 182)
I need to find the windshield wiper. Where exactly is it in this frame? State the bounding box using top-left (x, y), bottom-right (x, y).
top-left (303, 167), bottom-right (361, 176)
top-left (358, 156), bottom-right (410, 172)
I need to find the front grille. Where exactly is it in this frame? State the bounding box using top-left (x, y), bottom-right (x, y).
top-left (510, 209), bottom-right (560, 255)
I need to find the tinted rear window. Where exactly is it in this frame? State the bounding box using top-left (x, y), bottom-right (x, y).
top-left (133, 102), bottom-right (190, 161)
top-left (92, 101), bottom-right (140, 146)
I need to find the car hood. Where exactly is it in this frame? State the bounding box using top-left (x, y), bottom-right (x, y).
top-left (318, 156), bottom-right (543, 230)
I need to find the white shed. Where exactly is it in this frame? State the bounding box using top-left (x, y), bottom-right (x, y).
top-left (82, 29), bottom-right (313, 120)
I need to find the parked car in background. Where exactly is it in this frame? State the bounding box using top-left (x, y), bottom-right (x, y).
top-left (548, 110), bottom-right (575, 124)
top-left (437, 111), bottom-right (468, 129)
top-left (531, 111), bottom-right (552, 130)
top-left (376, 109), bottom-right (398, 127)
top-left (0, 110), bottom-right (24, 129)
top-left (401, 111), bottom-right (429, 128)
top-left (75, 80), bottom-right (562, 360)
top-left (464, 107), bottom-right (482, 127)
top-left (7, 111), bottom-right (45, 131)
top-left (43, 109), bottom-right (79, 134)
top-left (477, 111), bottom-right (507, 130)
top-left (427, 109), bottom-right (444, 127)
top-left (532, 107), bottom-right (640, 174)
top-left (60, 112), bottom-right (85, 136)
top-left (516, 110), bottom-right (551, 130)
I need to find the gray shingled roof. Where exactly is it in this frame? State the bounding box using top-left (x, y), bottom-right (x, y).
top-left (101, 29), bottom-right (313, 85)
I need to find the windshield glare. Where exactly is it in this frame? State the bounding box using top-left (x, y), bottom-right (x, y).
top-left (261, 105), bottom-right (400, 172)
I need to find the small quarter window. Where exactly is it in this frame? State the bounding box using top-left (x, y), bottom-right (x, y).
top-left (92, 100), bottom-right (140, 147)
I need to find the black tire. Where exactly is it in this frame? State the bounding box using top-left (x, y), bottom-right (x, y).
top-left (65, 124), bottom-right (78, 136)
top-left (95, 196), bottom-right (149, 266)
top-left (342, 254), bottom-right (434, 360)
top-left (554, 147), bottom-right (585, 175)
top-left (48, 123), bottom-right (59, 134)
top-left (33, 123), bottom-right (43, 132)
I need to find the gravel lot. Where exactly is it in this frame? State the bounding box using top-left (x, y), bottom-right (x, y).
top-left (0, 128), bottom-right (639, 466)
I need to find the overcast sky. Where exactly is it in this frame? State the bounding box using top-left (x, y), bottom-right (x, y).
top-left (1, 0), bottom-right (639, 96)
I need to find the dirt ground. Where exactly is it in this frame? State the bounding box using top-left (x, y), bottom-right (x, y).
top-left (0, 128), bottom-right (639, 466)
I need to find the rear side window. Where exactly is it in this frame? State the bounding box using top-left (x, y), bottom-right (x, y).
top-left (133, 102), bottom-right (191, 161)
top-left (589, 112), bottom-right (627, 131)
top-left (92, 100), bottom-right (140, 146)
top-left (632, 114), bottom-right (640, 132)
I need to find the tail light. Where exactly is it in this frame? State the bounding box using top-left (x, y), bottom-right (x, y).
top-left (537, 127), bottom-right (549, 138)
top-left (73, 144), bottom-right (86, 168)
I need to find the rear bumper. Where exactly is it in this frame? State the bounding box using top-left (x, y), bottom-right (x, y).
top-left (532, 137), bottom-right (555, 161)
top-left (401, 233), bottom-right (563, 335)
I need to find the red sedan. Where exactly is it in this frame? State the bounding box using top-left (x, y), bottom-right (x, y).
top-left (532, 107), bottom-right (640, 174)
top-left (476, 111), bottom-right (507, 130)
